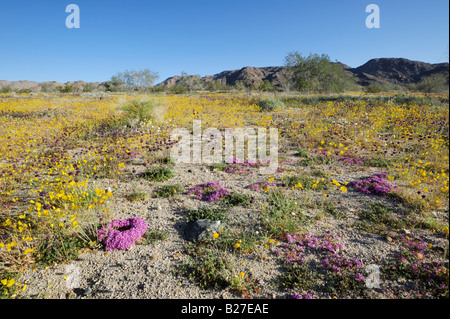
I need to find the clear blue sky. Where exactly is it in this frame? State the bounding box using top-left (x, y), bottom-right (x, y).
top-left (0, 0), bottom-right (448, 83)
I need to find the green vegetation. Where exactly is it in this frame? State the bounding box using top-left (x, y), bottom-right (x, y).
top-left (153, 184), bottom-right (184, 198)
top-left (257, 98), bottom-right (286, 112)
top-left (140, 166), bottom-right (174, 182)
top-left (261, 191), bottom-right (312, 237)
top-left (284, 52), bottom-right (358, 93)
top-left (221, 192), bottom-right (252, 207)
top-left (124, 191), bottom-right (148, 202)
top-left (185, 207), bottom-right (227, 223)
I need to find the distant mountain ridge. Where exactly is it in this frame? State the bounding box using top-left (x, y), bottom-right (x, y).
top-left (1, 58), bottom-right (448, 92)
top-left (157, 58), bottom-right (448, 89)
top-left (351, 58), bottom-right (449, 86)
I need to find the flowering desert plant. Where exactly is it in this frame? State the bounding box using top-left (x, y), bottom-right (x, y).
top-left (187, 182), bottom-right (230, 202)
top-left (248, 181), bottom-right (273, 192)
top-left (97, 217), bottom-right (148, 251)
top-left (350, 172), bottom-right (397, 197)
top-left (338, 154), bottom-right (365, 165)
top-left (222, 158), bottom-right (268, 175)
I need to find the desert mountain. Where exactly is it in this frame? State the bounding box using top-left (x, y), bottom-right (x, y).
top-left (1, 58), bottom-right (448, 91)
top-left (157, 58), bottom-right (448, 88)
top-left (350, 58), bottom-right (449, 86)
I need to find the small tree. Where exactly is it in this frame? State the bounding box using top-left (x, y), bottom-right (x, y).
top-left (284, 52), bottom-right (355, 93)
top-left (177, 71), bottom-right (205, 91)
top-left (41, 83), bottom-right (56, 93)
top-left (258, 79), bottom-right (277, 92)
top-left (365, 83), bottom-right (383, 93)
top-left (408, 73), bottom-right (449, 93)
top-left (110, 69), bottom-right (159, 92)
top-left (58, 84), bottom-right (75, 93)
top-left (104, 76), bottom-right (124, 92)
top-left (82, 83), bottom-right (97, 93)
top-left (0, 86), bottom-right (12, 93)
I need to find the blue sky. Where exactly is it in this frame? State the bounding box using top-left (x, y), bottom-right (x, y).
top-left (0, 0), bottom-right (448, 83)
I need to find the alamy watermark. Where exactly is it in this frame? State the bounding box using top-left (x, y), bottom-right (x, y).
top-left (366, 4), bottom-right (380, 29)
top-left (170, 120), bottom-right (278, 175)
top-left (365, 264), bottom-right (381, 288)
top-left (64, 264), bottom-right (81, 289)
top-left (66, 4), bottom-right (379, 30)
top-left (66, 4), bottom-right (80, 29)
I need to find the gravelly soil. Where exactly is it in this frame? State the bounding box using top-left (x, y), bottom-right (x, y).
top-left (19, 152), bottom-right (448, 300)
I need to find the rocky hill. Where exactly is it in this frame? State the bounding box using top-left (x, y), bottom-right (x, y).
top-left (157, 58), bottom-right (448, 89)
top-left (1, 58), bottom-right (448, 92)
top-left (349, 58), bottom-right (449, 86)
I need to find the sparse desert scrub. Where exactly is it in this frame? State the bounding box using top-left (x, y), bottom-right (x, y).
top-left (0, 92), bottom-right (448, 299)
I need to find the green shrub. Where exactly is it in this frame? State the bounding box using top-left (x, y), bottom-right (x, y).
top-left (365, 83), bottom-right (383, 93)
top-left (186, 207), bottom-right (227, 223)
top-left (140, 229), bottom-right (169, 244)
top-left (35, 228), bottom-right (87, 267)
top-left (121, 99), bottom-right (157, 123)
top-left (221, 192), bottom-right (252, 207)
top-left (177, 246), bottom-right (233, 289)
top-left (125, 191), bottom-right (148, 202)
top-left (169, 86), bottom-right (188, 94)
top-left (257, 98), bottom-right (286, 112)
top-left (16, 88), bottom-right (32, 94)
top-left (286, 175), bottom-right (327, 191)
top-left (140, 166), bottom-right (174, 182)
top-left (0, 86), bottom-right (12, 93)
top-left (58, 84), bottom-right (75, 93)
top-left (153, 184), bottom-right (184, 198)
top-left (295, 147), bottom-right (309, 158)
top-left (262, 191), bottom-right (312, 237)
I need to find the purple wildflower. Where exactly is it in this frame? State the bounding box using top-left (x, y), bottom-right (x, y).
top-left (97, 217), bottom-right (148, 251)
top-left (187, 181), bottom-right (230, 201)
top-left (350, 172), bottom-right (397, 197)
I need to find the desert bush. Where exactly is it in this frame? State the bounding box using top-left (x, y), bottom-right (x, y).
top-left (120, 99), bottom-right (158, 124)
top-left (58, 84), bottom-right (75, 93)
top-left (185, 207), bottom-right (227, 223)
top-left (169, 85), bottom-right (188, 94)
top-left (408, 73), bottom-right (449, 93)
top-left (0, 86), bottom-right (12, 93)
top-left (110, 68), bottom-right (159, 92)
top-left (153, 184), bottom-right (184, 198)
top-left (365, 83), bottom-right (383, 93)
top-left (140, 166), bottom-right (174, 182)
top-left (284, 52), bottom-right (357, 93)
top-left (82, 83), bottom-right (97, 93)
top-left (257, 98), bottom-right (286, 112)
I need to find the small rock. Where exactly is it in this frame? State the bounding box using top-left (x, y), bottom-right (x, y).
top-left (402, 229), bottom-right (411, 235)
top-left (83, 286), bottom-right (92, 296)
top-left (184, 219), bottom-right (226, 241)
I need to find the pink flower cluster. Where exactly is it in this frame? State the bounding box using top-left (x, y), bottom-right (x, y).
top-left (338, 154), bottom-right (365, 165)
top-left (248, 181), bottom-right (273, 192)
top-left (322, 254), bottom-right (363, 280)
top-left (97, 217), bottom-right (148, 251)
top-left (223, 157), bottom-right (268, 174)
top-left (398, 235), bottom-right (447, 292)
top-left (187, 181), bottom-right (230, 201)
top-left (350, 172), bottom-right (397, 197)
top-left (278, 232), bottom-right (346, 264)
top-left (277, 232), bottom-right (364, 282)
